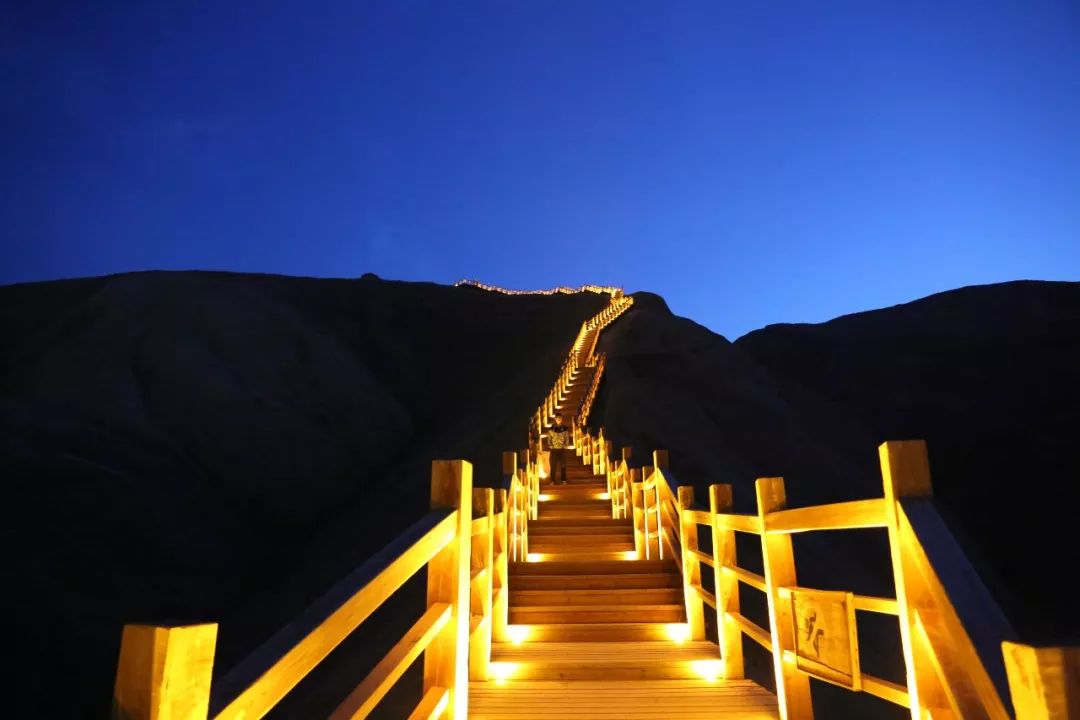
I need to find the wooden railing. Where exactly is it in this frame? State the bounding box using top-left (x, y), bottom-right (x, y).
top-left (112, 454), bottom-right (544, 720)
top-left (533, 293), bottom-right (633, 442)
top-left (589, 428), bottom-right (1079, 720)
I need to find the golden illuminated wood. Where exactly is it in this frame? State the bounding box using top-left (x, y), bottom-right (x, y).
top-left (469, 488), bottom-right (495, 681)
top-left (214, 511), bottom-right (457, 720)
top-left (684, 508), bottom-right (712, 527)
top-left (407, 686), bottom-right (449, 720)
top-left (726, 564), bottom-right (767, 593)
top-left (424, 460), bottom-right (472, 719)
top-left (862, 674), bottom-right (910, 707)
top-left (112, 623), bottom-right (217, 720)
top-left (764, 498), bottom-right (887, 534)
top-left (330, 603), bottom-right (451, 720)
top-left (852, 594), bottom-right (899, 615)
top-left (492, 490), bottom-right (509, 643)
top-left (469, 679), bottom-right (778, 719)
top-left (1003, 642), bottom-right (1080, 720)
top-left (710, 484), bottom-right (744, 680)
top-left (630, 468), bottom-right (645, 557)
top-left (728, 611), bottom-right (772, 651)
top-left (678, 485), bottom-right (706, 640)
top-left (756, 477), bottom-right (813, 720)
top-left (717, 513), bottom-right (762, 534)
top-left (785, 587), bottom-right (861, 690)
top-left (881, 439), bottom-right (934, 720)
top-left (881, 440), bottom-right (1010, 720)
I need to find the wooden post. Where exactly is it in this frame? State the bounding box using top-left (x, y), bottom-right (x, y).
top-left (757, 477), bottom-right (813, 720)
top-left (1003, 642), bottom-right (1080, 720)
top-left (425, 460), bottom-right (472, 719)
top-left (492, 489), bottom-right (510, 643)
top-left (679, 486), bottom-right (706, 641)
top-left (502, 452), bottom-right (519, 562)
top-left (620, 449), bottom-right (632, 520)
top-left (711, 484), bottom-right (743, 679)
top-left (595, 431), bottom-right (604, 475)
top-left (112, 623), bottom-right (217, 720)
top-left (469, 488), bottom-right (494, 681)
top-left (880, 440), bottom-right (935, 719)
top-left (653, 451), bottom-right (669, 559)
top-left (631, 468), bottom-right (645, 558)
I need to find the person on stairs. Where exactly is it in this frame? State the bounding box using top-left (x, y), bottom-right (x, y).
top-left (547, 412), bottom-right (571, 485)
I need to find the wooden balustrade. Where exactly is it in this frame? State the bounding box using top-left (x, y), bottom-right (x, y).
top-left (112, 451), bottom-right (549, 720)
top-left (574, 423), bottom-right (1078, 720)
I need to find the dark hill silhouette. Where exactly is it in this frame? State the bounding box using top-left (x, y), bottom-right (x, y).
top-left (591, 280), bottom-right (1079, 717)
top-left (0, 271), bottom-right (605, 718)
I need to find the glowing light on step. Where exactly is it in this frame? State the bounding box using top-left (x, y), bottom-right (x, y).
top-left (690, 659), bottom-right (724, 682)
top-left (527, 552), bottom-right (544, 562)
top-left (621, 550), bottom-right (639, 560)
top-left (596, 492), bottom-right (610, 500)
top-left (490, 662), bottom-right (519, 684)
top-left (507, 625), bottom-right (530, 645)
top-left (665, 624), bottom-right (690, 644)
top-left (538, 494), bottom-right (553, 502)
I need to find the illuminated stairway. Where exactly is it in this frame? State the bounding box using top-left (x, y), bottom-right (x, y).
top-left (469, 452), bottom-right (778, 718)
top-left (470, 368), bottom-right (779, 718)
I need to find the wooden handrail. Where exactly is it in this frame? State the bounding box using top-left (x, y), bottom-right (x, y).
top-left (584, 430), bottom-right (1076, 719)
top-left (113, 462), bottom-right (476, 720)
top-left (211, 509), bottom-right (459, 719)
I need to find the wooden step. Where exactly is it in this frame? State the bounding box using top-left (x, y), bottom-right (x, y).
top-left (511, 559), bottom-right (676, 575)
top-left (504, 622), bottom-right (685, 643)
top-left (490, 641), bottom-right (720, 680)
top-left (541, 486), bottom-right (607, 498)
top-left (525, 550), bottom-right (636, 562)
top-left (528, 545), bottom-right (635, 558)
top-left (528, 534), bottom-right (633, 547)
top-left (509, 603), bottom-right (686, 624)
top-left (510, 572), bottom-right (683, 591)
top-left (537, 508), bottom-right (612, 520)
top-left (510, 587), bottom-right (684, 606)
top-left (538, 500), bottom-right (610, 511)
top-left (529, 518), bottom-right (628, 530)
top-left (469, 679), bottom-right (780, 719)
top-left (529, 523), bottom-right (628, 536)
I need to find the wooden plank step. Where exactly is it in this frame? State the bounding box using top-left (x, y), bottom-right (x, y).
top-left (469, 679), bottom-right (780, 719)
top-left (511, 559), bottom-right (676, 575)
top-left (509, 587), bottom-right (684, 606)
top-left (510, 572), bottom-right (683, 591)
top-left (527, 545), bottom-right (635, 558)
top-left (540, 486), bottom-right (608, 497)
top-left (524, 551), bottom-right (636, 562)
top-left (509, 603), bottom-right (686, 624)
top-left (529, 523), bottom-right (628, 536)
top-left (528, 535), bottom-right (634, 547)
top-left (536, 510), bottom-right (612, 520)
top-left (529, 518), bottom-right (629, 529)
top-left (503, 622), bottom-right (684, 643)
top-left (490, 641), bottom-right (720, 680)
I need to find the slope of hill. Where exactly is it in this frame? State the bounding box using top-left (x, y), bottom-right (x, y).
top-left (0, 271), bottom-right (605, 718)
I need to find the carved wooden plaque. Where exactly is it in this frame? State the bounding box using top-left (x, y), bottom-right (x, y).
top-left (788, 587), bottom-right (861, 689)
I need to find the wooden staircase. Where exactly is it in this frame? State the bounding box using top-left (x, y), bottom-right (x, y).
top-left (469, 369), bottom-right (779, 718)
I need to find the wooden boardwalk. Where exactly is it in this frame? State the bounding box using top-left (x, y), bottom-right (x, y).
top-left (468, 366), bottom-right (778, 719)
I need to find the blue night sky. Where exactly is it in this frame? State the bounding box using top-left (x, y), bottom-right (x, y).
top-left (3, 1), bottom-right (1078, 339)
